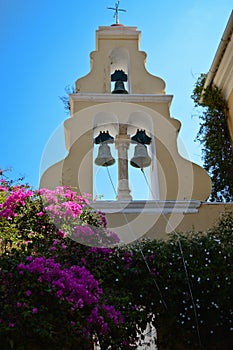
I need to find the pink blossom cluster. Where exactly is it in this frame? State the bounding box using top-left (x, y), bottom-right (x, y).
top-left (17, 255), bottom-right (123, 334)
top-left (0, 178), bottom-right (8, 192)
top-left (86, 307), bottom-right (109, 335)
top-left (0, 182), bottom-right (116, 246)
top-left (122, 251), bottom-right (133, 268)
top-left (96, 210), bottom-right (107, 228)
top-left (88, 247), bottom-right (114, 255)
top-left (38, 187), bottom-right (118, 245)
top-left (85, 304), bottom-right (123, 336)
top-left (0, 186), bottom-right (33, 219)
top-left (38, 187), bottom-right (88, 221)
top-left (18, 256), bottom-right (102, 306)
top-left (72, 225), bottom-right (120, 246)
top-left (102, 304), bottom-right (123, 325)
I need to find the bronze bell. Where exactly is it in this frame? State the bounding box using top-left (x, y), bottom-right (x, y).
top-left (94, 130), bottom-right (114, 144)
top-left (130, 143), bottom-right (151, 169)
top-left (111, 69), bottom-right (128, 94)
top-left (112, 80), bottom-right (128, 94)
top-left (95, 143), bottom-right (115, 167)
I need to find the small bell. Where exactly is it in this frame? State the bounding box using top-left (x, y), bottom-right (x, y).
top-left (94, 130), bottom-right (114, 144)
top-left (112, 80), bottom-right (128, 94)
top-left (95, 143), bottom-right (115, 167)
top-left (111, 69), bottom-right (128, 94)
top-left (131, 129), bottom-right (152, 145)
top-left (130, 143), bottom-right (151, 169)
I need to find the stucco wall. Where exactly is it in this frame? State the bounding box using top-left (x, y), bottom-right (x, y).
top-left (99, 202), bottom-right (233, 243)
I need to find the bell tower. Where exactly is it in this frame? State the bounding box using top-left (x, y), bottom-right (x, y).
top-left (68, 23), bottom-right (169, 201)
top-left (40, 9), bottom-right (214, 242)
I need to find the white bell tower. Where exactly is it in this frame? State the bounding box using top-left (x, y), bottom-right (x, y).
top-left (40, 14), bottom-right (212, 242)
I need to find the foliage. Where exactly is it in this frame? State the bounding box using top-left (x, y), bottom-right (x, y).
top-left (0, 172), bottom-right (232, 349)
top-left (191, 73), bottom-right (233, 202)
top-left (0, 177), bottom-right (122, 350)
top-left (89, 214), bottom-right (232, 350)
top-left (59, 85), bottom-right (76, 114)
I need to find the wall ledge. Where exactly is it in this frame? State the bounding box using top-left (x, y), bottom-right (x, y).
top-left (91, 200), bottom-right (201, 214)
top-left (70, 93), bottom-right (173, 104)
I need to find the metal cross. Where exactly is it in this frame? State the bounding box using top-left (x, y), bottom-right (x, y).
top-left (107, 1), bottom-right (126, 24)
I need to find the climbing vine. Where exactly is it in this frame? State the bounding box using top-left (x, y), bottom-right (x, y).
top-left (59, 85), bottom-right (76, 114)
top-left (191, 73), bottom-right (233, 202)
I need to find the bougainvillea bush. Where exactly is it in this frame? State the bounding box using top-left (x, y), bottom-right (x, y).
top-left (0, 177), bottom-right (123, 349)
top-left (0, 172), bottom-right (232, 349)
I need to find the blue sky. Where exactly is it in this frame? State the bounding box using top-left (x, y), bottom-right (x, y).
top-left (1, 0), bottom-right (232, 189)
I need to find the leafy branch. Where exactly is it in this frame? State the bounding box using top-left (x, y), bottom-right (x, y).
top-left (59, 85), bottom-right (76, 114)
top-left (191, 73), bottom-right (233, 202)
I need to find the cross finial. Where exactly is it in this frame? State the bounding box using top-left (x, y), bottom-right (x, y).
top-left (107, 1), bottom-right (126, 25)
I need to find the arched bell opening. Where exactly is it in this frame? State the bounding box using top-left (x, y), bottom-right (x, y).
top-left (127, 111), bottom-right (160, 200)
top-left (109, 47), bottom-right (130, 94)
top-left (93, 112), bottom-right (119, 200)
top-left (92, 109), bottom-right (160, 201)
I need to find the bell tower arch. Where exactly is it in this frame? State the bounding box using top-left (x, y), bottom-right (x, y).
top-left (109, 47), bottom-right (130, 93)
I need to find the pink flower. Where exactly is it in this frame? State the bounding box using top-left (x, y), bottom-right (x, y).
top-left (100, 322), bottom-right (109, 335)
top-left (25, 290), bottom-right (31, 297)
top-left (17, 263), bottom-right (26, 270)
top-left (57, 229), bottom-right (66, 238)
top-left (22, 240), bottom-right (32, 246)
top-left (32, 307), bottom-right (38, 314)
top-left (0, 187), bottom-right (33, 219)
top-left (55, 290), bottom-right (63, 298)
top-left (74, 225), bottom-right (94, 238)
top-left (36, 211), bottom-right (45, 217)
top-left (49, 246), bottom-right (57, 251)
top-left (8, 322), bottom-right (15, 328)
